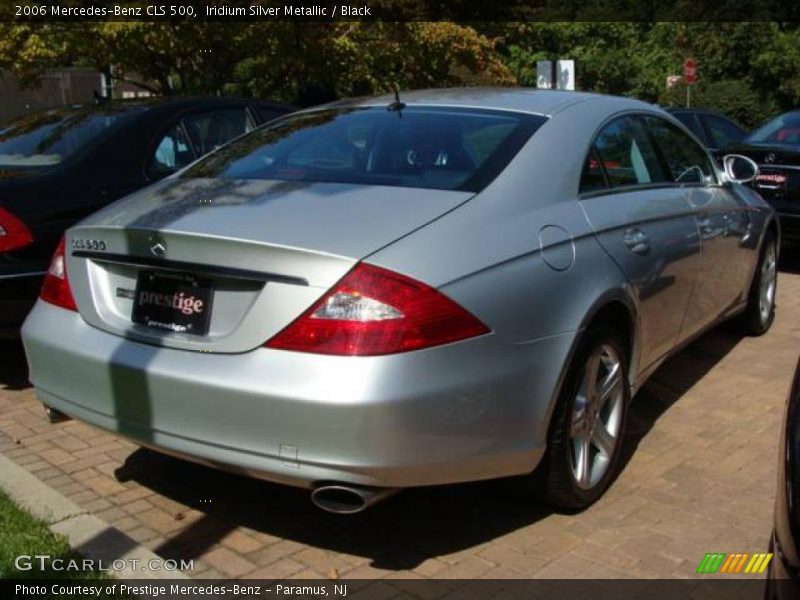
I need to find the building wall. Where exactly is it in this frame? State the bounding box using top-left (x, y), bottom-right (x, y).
top-left (0, 68), bottom-right (102, 125)
top-left (0, 69), bottom-right (155, 125)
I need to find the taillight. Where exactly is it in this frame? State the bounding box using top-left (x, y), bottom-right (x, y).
top-left (0, 207), bottom-right (33, 253)
top-left (266, 263), bottom-right (489, 356)
top-left (39, 236), bottom-right (77, 311)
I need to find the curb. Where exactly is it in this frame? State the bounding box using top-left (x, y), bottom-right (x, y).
top-left (0, 452), bottom-right (189, 580)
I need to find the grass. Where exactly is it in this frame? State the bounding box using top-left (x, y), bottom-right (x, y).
top-left (0, 489), bottom-right (128, 596)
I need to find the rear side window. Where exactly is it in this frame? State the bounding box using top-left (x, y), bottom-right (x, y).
top-left (746, 112), bottom-right (800, 145)
top-left (644, 116), bottom-right (716, 184)
top-left (580, 116), bottom-right (666, 192)
top-left (182, 108), bottom-right (251, 156)
top-left (148, 123), bottom-right (194, 178)
top-left (672, 112), bottom-right (706, 143)
top-left (703, 115), bottom-right (745, 149)
top-left (580, 148), bottom-right (607, 193)
top-left (146, 108), bottom-right (253, 179)
top-left (183, 107), bottom-right (547, 192)
top-left (253, 105), bottom-right (286, 124)
top-left (0, 107), bottom-right (139, 169)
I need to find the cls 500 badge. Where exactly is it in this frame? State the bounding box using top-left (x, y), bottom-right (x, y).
top-left (71, 239), bottom-right (106, 251)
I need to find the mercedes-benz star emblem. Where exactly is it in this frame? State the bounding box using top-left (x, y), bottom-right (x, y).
top-left (149, 238), bottom-right (167, 259)
top-left (765, 152), bottom-right (776, 164)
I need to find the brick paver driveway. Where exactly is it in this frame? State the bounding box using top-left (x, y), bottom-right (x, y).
top-left (2, 257), bottom-right (798, 580)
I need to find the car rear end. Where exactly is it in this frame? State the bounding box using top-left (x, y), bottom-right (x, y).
top-left (22, 221), bottom-right (560, 489)
top-left (746, 148), bottom-right (800, 246)
top-left (22, 104), bottom-right (565, 491)
top-left (0, 105), bottom-right (145, 334)
top-left (737, 112), bottom-right (800, 246)
top-left (0, 175), bottom-right (58, 337)
top-left (0, 228), bottom-right (41, 337)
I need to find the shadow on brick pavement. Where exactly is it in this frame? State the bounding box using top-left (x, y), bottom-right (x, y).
top-left (0, 265), bottom-right (786, 575)
top-left (100, 323), bottom-right (746, 572)
top-left (0, 339), bottom-right (30, 392)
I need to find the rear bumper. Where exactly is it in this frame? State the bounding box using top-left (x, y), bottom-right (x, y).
top-left (22, 301), bottom-right (575, 489)
top-left (0, 271), bottom-right (45, 336)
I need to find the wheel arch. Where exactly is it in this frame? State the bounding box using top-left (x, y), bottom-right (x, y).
top-left (531, 290), bottom-right (639, 505)
top-left (766, 215), bottom-right (781, 250)
top-left (576, 291), bottom-right (640, 387)
top-left (539, 289), bottom-right (640, 450)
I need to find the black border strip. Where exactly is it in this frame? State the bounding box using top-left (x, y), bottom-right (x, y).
top-left (4, 1), bottom-right (800, 22)
top-left (0, 578), bottom-right (775, 599)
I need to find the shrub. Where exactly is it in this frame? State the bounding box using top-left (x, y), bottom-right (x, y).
top-left (659, 78), bottom-right (776, 129)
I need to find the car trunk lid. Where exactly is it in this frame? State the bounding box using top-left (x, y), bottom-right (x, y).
top-left (65, 178), bottom-right (472, 353)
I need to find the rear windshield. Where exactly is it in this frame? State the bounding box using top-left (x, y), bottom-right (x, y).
top-left (183, 106), bottom-right (546, 192)
top-left (0, 106), bottom-right (140, 169)
top-left (746, 112), bottom-right (800, 145)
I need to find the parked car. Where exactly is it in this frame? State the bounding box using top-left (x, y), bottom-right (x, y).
top-left (726, 110), bottom-right (800, 246)
top-left (665, 107), bottom-right (748, 162)
top-left (0, 97), bottom-right (293, 336)
top-left (21, 89), bottom-right (779, 514)
top-left (767, 356), bottom-right (800, 598)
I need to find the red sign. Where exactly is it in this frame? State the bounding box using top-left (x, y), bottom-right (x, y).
top-left (684, 59), bottom-right (697, 85)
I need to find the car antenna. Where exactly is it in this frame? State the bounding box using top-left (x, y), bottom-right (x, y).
top-left (387, 85), bottom-right (406, 115)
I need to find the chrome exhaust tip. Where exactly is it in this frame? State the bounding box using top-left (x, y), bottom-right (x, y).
top-left (44, 404), bottom-right (71, 424)
top-left (310, 484), bottom-right (397, 514)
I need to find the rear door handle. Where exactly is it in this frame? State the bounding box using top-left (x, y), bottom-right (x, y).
top-left (740, 220), bottom-right (753, 245)
top-left (697, 217), bottom-right (714, 235)
top-left (623, 228), bottom-right (650, 255)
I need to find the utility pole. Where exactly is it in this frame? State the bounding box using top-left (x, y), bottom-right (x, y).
top-left (683, 59), bottom-right (696, 108)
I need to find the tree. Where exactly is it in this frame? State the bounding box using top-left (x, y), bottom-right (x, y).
top-left (497, 23), bottom-right (650, 95)
top-left (5, 18), bottom-right (800, 124)
top-left (0, 21), bottom-right (515, 104)
top-left (484, 21), bottom-right (800, 124)
top-left (661, 80), bottom-right (770, 129)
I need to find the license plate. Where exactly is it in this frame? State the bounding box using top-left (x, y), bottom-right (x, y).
top-left (131, 271), bottom-right (214, 335)
top-left (756, 170), bottom-right (788, 188)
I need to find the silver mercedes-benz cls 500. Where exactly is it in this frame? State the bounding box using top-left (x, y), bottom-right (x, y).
top-left (22, 89), bottom-right (778, 513)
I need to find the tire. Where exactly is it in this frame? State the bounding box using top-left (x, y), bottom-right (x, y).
top-left (530, 324), bottom-right (630, 511)
top-left (739, 233), bottom-right (777, 336)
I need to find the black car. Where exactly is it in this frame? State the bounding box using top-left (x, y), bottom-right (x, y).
top-left (727, 111), bottom-right (800, 246)
top-left (665, 107), bottom-right (748, 162)
top-left (0, 97), bottom-right (292, 336)
top-left (767, 356), bottom-right (800, 599)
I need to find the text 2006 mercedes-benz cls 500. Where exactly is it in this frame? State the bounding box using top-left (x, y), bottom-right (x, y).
top-left (22, 89), bottom-right (779, 513)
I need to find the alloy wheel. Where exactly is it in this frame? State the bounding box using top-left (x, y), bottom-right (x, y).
top-left (759, 241), bottom-right (777, 324)
top-left (569, 343), bottom-right (625, 490)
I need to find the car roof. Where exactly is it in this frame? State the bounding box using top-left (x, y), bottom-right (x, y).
top-left (320, 87), bottom-right (656, 117)
top-left (664, 106), bottom-right (747, 129)
top-left (17, 97), bottom-right (293, 120)
top-left (665, 107), bottom-right (731, 118)
top-left (132, 96), bottom-right (293, 112)
top-left (772, 110), bottom-right (800, 118)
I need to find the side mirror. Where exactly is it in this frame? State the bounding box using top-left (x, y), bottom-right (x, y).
top-left (723, 154), bottom-right (759, 183)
